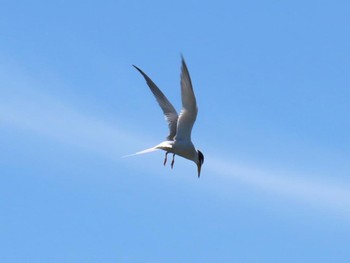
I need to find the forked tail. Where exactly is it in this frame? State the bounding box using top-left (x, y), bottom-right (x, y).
top-left (122, 147), bottom-right (159, 158)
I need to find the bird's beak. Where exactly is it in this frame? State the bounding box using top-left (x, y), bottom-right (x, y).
top-left (197, 164), bottom-right (202, 178)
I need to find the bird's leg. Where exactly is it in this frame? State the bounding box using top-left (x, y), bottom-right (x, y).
top-left (171, 154), bottom-right (175, 169)
top-left (163, 152), bottom-right (169, 166)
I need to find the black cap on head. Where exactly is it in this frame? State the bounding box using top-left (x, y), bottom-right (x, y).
top-left (197, 150), bottom-right (204, 178)
top-left (198, 150), bottom-right (204, 165)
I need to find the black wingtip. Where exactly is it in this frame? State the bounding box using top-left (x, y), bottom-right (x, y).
top-left (132, 64), bottom-right (141, 71)
top-left (180, 53), bottom-right (186, 64)
top-left (180, 54), bottom-right (189, 72)
top-left (133, 64), bottom-right (147, 78)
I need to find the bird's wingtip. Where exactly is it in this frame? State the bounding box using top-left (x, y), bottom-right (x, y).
top-left (180, 53), bottom-right (186, 63)
top-left (133, 64), bottom-right (146, 76)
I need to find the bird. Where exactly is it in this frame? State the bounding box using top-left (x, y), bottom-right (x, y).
top-left (129, 56), bottom-right (204, 177)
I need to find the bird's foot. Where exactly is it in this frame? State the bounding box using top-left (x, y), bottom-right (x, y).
top-left (163, 152), bottom-right (169, 166)
top-left (171, 154), bottom-right (175, 169)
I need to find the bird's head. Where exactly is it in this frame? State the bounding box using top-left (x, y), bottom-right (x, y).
top-left (196, 150), bottom-right (204, 178)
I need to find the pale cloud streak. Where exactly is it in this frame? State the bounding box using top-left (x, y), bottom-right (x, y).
top-left (0, 94), bottom-right (140, 158)
top-left (1, 87), bottom-right (350, 219)
top-left (207, 157), bottom-right (350, 217)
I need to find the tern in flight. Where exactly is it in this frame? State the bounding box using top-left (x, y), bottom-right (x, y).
top-left (130, 57), bottom-right (204, 177)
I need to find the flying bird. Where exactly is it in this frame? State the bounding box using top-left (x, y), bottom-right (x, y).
top-left (130, 57), bottom-right (204, 177)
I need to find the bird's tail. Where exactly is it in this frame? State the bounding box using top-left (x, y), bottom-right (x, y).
top-left (122, 147), bottom-right (159, 158)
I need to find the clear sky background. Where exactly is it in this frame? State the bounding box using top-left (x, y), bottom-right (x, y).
top-left (1, 1), bottom-right (350, 262)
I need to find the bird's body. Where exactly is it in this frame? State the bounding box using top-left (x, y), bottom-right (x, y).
top-left (155, 140), bottom-right (197, 161)
top-left (130, 57), bottom-right (204, 177)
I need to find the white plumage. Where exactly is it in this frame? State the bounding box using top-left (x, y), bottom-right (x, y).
top-left (129, 56), bottom-right (204, 177)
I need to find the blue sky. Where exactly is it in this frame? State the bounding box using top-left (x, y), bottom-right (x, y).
top-left (1, 0), bottom-right (350, 262)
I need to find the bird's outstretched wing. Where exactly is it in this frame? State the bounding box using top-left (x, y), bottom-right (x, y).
top-left (174, 57), bottom-right (198, 141)
top-left (133, 65), bottom-right (178, 140)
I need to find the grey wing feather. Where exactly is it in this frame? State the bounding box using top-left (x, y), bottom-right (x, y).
top-left (133, 65), bottom-right (178, 140)
top-left (174, 56), bottom-right (198, 141)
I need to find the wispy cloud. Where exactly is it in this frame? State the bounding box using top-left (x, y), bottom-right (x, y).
top-left (1, 86), bottom-right (350, 219)
top-left (208, 157), bottom-right (350, 217)
top-left (0, 94), bottom-right (141, 158)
